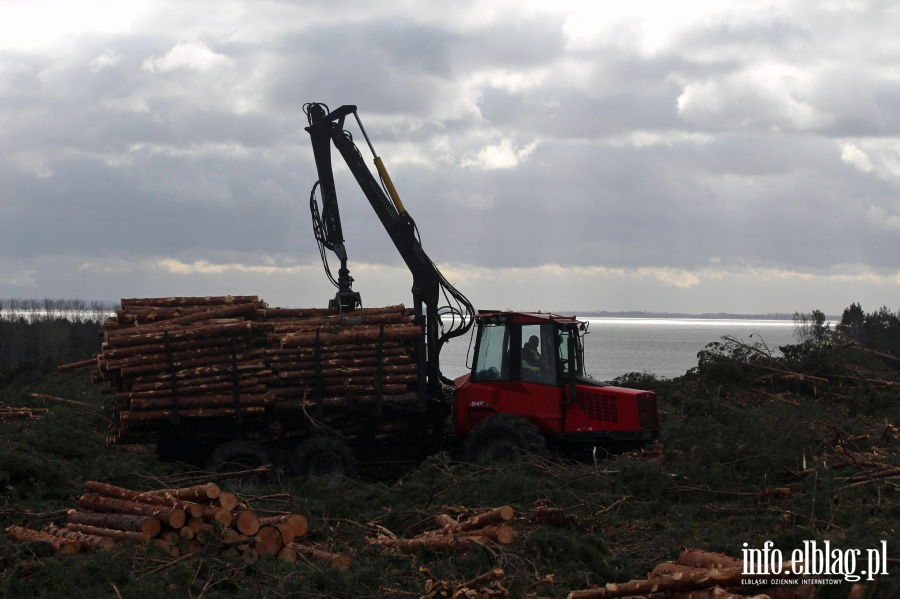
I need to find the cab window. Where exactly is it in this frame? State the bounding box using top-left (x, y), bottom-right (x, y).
top-left (558, 328), bottom-right (583, 376)
top-left (520, 323), bottom-right (557, 385)
top-left (472, 323), bottom-right (510, 381)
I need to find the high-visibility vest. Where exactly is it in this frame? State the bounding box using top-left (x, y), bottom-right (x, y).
top-left (522, 346), bottom-right (541, 372)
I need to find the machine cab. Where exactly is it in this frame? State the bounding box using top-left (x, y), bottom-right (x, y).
top-left (453, 311), bottom-right (661, 450)
top-left (453, 312), bottom-right (583, 436)
top-left (469, 312), bottom-right (583, 386)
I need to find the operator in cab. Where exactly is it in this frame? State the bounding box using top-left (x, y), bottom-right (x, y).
top-left (522, 335), bottom-right (542, 373)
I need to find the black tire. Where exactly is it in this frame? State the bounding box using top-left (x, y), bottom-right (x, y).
top-left (205, 440), bottom-right (273, 490)
top-left (291, 436), bottom-right (359, 480)
top-left (463, 413), bottom-right (546, 462)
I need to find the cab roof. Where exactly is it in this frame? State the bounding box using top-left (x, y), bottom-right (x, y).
top-left (474, 311), bottom-right (584, 325)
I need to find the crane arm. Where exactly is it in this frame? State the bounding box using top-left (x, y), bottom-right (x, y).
top-left (303, 103), bottom-right (474, 394)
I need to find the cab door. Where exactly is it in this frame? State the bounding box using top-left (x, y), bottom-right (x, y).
top-left (507, 322), bottom-right (564, 433)
top-left (456, 320), bottom-right (564, 435)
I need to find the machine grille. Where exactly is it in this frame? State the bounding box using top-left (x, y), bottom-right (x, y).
top-left (637, 393), bottom-right (660, 429)
top-left (576, 391), bottom-right (619, 423)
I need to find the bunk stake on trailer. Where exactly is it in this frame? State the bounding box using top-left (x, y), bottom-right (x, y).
top-left (229, 333), bottom-right (244, 438)
top-left (164, 331), bottom-right (180, 427)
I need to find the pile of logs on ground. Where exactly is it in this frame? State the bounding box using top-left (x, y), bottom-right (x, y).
top-left (566, 549), bottom-right (821, 599)
top-left (59, 295), bottom-right (423, 445)
top-left (0, 402), bottom-right (48, 421)
top-left (4, 480), bottom-right (347, 568)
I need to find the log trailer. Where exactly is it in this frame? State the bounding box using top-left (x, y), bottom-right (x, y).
top-left (284, 103), bottom-right (661, 473)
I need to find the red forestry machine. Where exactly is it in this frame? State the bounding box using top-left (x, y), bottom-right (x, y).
top-left (300, 103), bottom-right (660, 468)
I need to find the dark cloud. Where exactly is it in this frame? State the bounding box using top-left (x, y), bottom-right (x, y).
top-left (1, 2), bottom-right (899, 313)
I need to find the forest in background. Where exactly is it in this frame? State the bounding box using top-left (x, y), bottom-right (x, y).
top-left (0, 298), bottom-right (112, 387)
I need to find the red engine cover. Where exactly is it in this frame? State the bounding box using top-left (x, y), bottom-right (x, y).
top-left (454, 374), bottom-right (658, 436)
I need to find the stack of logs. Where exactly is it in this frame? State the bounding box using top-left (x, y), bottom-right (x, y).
top-left (4, 480), bottom-right (348, 567)
top-left (63, 295), bottom-right (423, 444)
top-left (0, 402), bottom-right (47, 421)
top-left (567, 549), bottom-right (818, 599)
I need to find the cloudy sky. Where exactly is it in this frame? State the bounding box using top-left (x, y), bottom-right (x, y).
top-left (1, 0), bottom-right (898, 315)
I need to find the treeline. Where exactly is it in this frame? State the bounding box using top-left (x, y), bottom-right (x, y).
top-left (794, 302), bottom-right (900, 355)
top-left (0, 298), bottom-right (114, 387)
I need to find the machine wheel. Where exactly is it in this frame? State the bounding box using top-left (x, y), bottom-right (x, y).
top-left (464, 413), bottom-right (546, 462)
top-left (205, 440), bottom-right (273, 490)
top-left (291, 437), bottom-right (359, 480)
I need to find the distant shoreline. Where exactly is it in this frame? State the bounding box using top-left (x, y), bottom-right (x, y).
top-left (558, 311), bottom-right (838, 320)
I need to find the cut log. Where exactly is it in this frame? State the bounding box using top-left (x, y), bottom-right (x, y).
top-left (77, 493), bottom-right (186, 529)
top-left (118, 406), bottom-right (265, 423)
top-left (144, 483), bottom-right (220, 502)
top-left (255, 525), bottom-right (284, 555)
top-left (290, 543), bottom-right (351, 570)
top-left (65, 523), bottom-right (150, 545)
top-left (109, 303), bottom-right (258, 334)
top-left (276, 523), bottom-right (295, 545)
top-left (57, 357), bottom-right (98, 372)
top-left (83, 481), bottom-right (203, 518)
top-left (43, 525), bottom-right (115, 550)
top-left (100, 337), bottom-right (240, 361)
top-left (127, 392), bottom-right (274, 411)
top-left (263, 304), bottom-right (407, 319)
top-left (233, 510), bottom-right (260, 536)
top-left (280, 323), bottom-right (421, 348)
top-left (216, 492), bottom-right (239, 511)
top-left (566, 567), bottom-right (750, 599)
top-left (28, 393), bottom-right (96, 410)
top-left (434, 513), bottom-right (460, 531)
top-left (66, 510), bottom-right (161, 537)
top-left (258, 514), bottom-right (307, 539)
top-left (6, 525), bottom-right (82, 553)
top-left (103, 335), bottom-right (250, 361)
top-left (456, 524), bottom-right (514, 545)
top-left (120, 295), bottom-right (261, 309)
top-left (105, 321), bottom-right (254, 349)
top-left (456, 506), bottom-right (515, 532)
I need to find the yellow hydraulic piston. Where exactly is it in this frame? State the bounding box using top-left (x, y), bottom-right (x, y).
top-left (351, 109), bottom-right (407, 215)
top-left (374, 157), bottom-right (406, 214)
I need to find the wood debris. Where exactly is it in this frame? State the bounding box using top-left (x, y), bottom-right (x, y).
top-left (566, 549), bottom-right (818, 599)
top-left (372, 506), bottom-right (517, 553)
top-left (419, 567), bottom-right (509, 598)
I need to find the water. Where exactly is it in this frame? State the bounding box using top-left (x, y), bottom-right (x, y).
top-left (440, 318), bottom-right (800, 381)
